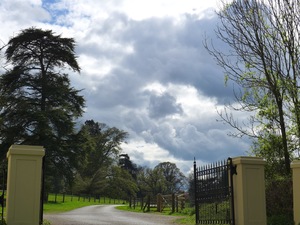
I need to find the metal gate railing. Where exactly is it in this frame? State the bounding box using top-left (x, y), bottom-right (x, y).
top-left (194, 157), bottom-right (236, 225)
top-left (0, 167), bottom-right (5, 223)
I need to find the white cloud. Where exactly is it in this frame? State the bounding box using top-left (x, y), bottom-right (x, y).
top-left (116, 0), bottom-right (219, 20)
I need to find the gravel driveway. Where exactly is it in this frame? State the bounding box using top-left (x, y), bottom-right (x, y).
top-left (44, 205), bottom-right (181, 225)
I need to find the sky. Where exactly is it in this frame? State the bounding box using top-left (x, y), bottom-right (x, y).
top-left (0, 0), bottom-right (251, 174)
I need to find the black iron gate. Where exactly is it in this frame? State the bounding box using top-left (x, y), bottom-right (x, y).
top-left (194, 157), bottom-right (236, 225)
top-left (0, 167), bottom-right (5, 223)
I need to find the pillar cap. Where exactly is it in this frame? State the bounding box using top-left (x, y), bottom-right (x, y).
top-left (232, 156), bottom-right (266, 165)
top-left (291, 160), bottom-right (300, 169)
top-left (7, 145), bottom-right (45, 158)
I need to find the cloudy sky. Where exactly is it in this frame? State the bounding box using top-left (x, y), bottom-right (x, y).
top-left (0, 0), bottom-right (250, 174)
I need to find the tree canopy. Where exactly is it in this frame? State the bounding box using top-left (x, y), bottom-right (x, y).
top-left (207, 0), bottom-right (300, 176)
top-left (73, 120), bottom-right (129, 195)
top-left (137, 162), bottom-right (187, 196)
top-left (0, 27), bottom-right (85, 182)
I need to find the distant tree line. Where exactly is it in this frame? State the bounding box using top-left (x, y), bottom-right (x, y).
top-left (0, 27), bottom-right (187, 200)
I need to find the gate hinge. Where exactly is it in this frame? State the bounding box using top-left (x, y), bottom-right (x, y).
top-left (228, 157), bottom-right (237, 175)
top-left (231, 164), bottom-right (237, 175)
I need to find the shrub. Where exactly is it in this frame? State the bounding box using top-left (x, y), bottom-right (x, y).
top-left (265, 177), bottom-right (293, 225)
top-left (267, 214), bottom-right (294, 225)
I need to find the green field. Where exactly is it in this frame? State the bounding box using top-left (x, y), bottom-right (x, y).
top-left (44, 193), bottom-right (126, 213)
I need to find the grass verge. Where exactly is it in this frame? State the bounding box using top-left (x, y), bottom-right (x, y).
top-left (44, 201), bottom-right (103, 213)
top-left (116, 205), bottom-right (195, 225)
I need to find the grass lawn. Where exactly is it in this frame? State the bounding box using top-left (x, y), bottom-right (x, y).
top-left (44, 200), bottom-right (103, 213)
top-left (44, 194), bottom-right (126, 213)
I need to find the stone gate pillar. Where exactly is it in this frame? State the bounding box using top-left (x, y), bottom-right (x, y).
top-left (232, 156), bottom-right (267, 225)
top-left (291, 160), bottom-right (300, 225)
top-left (6, 145), bottom-right (45, 225)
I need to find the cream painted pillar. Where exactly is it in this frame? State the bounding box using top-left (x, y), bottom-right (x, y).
top-left (6, 145), bottom-right (45, 225)
top-left (232, 157), bottom-right (267, 225)
top-left (291, 160), bottom-right (300, 225)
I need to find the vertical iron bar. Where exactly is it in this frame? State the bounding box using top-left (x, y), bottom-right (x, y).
top-left (228, 157), bottom-right (236, 225)
top-left (205, 164), bottom-right (207, 222)
top-left (209, 163), bottom-right (212, 222)
top-left (194, 158), bottom-right (199, 224)
top-left (1, 168), bottom-right (4, 222)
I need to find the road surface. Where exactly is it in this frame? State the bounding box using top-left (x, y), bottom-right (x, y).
top-left (44, 205), bottom-right (181, 225)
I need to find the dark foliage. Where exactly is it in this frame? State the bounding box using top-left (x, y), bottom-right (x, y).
top-left (0, 27), bottom-right (85, 184)
top-left (265, 178), bottom-right (293, 225)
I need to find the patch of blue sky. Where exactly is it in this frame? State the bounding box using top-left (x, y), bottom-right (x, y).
top-left (42, 0), bottom-right (70, 25)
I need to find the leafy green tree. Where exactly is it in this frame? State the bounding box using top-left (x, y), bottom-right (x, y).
top-left (0, 27), bottom-right (85, 183)
top-left (154, 162), bottom-right (187, 193)
top-left (78, 120), bottom-right (128, 176)
top-left (73, 120), bottom-right (128, 195)
top-left (137, 162), bottom-right (186, 196)
top-left (207, 0), bottom-right (300, 175)
top-left (251, 133), bottom-right (286, 179)
top-left (137, 167), bottom-right (166, 196)
top-left (119, 154), bottom-right (138, 179)
top-left (104, 166), bottom-right (138, 199)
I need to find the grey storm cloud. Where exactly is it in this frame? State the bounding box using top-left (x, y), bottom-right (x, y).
top-left (151, 123), bottom-right (249, 161)
top-left (77, 10), bottom-right (250, 165)
top-left (78, 11), bottom-right (235, 110)
top-left (148, 92), bottom-right (183, 119)
top-left (117, 14), bottom-right (234, 102)
top-left (79, 12), bottom-right (235, 115)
